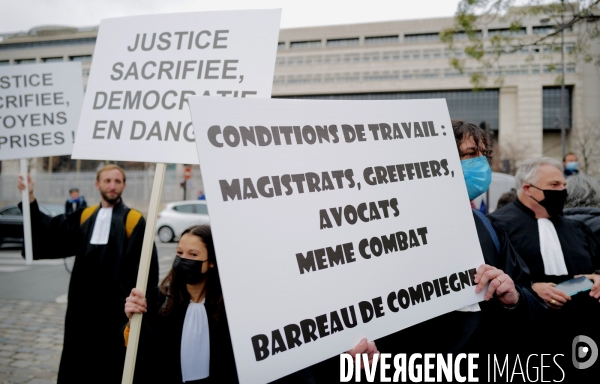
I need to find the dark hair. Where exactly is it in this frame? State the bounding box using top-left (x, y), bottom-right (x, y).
top-left (69, 188), bottom-right (79, 193)
top-left (563, 152), bottom-right (577, 162)
top-left (159, 225), bottom-right (224, 321)
top-left (496, 189), bottom-right (517, 210)
top-left (451, 120), bottom-right (494, 164)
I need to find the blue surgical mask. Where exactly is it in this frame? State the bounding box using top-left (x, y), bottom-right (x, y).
top-left (565, 161), bottom-right (578, 171)
top-left (461, 156), bottom-right (492, 200)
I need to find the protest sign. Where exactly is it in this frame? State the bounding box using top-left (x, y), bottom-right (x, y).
top-left (189, 97), bottom-right (486, 383)
top-left (0, 62), bottom-right (83, 160)
top-left (68, 11), bottom-right (282, 384)
top-left (1, 62), bottom-right (84, 264)
top-left (71, 9), bottom-right (281, 164)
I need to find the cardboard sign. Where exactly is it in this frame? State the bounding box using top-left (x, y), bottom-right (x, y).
top-left (188, 97), bottom-right (486, 383)
top-left (0, 62), bottom-right (83, 160)
top-left (71, 9), bottom-right (281, 164)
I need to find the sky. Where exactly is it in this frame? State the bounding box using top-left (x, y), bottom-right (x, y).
top-left (0, 0), bottom-right (462, 34)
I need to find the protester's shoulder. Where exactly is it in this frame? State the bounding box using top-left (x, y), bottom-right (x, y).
top-left (127, 208), bottom-right (145, 224)
top-left (564, 207), bottom-right (600, 221)
top-left (488, 201), bottom-right (518, 220)
top-left (562, 214), bottom-right (597, 235)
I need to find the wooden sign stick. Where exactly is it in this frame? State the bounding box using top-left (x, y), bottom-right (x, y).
top-left (121, 162), bottom-right (166, 384)
top-left (20, 159), bottom-right (33, 266)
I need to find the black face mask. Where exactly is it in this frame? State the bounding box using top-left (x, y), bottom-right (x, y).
top-left (529, 185), bottom-right (568, 217)
top-left (172, 256), bottom-right (207, 285)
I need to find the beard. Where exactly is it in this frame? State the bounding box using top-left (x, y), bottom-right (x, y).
top-left (100, 189), bottom-right (121, 205)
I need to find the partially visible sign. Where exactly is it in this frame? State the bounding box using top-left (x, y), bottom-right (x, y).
top-left (0, 62), bottom-right (84, 160)
top-left (72, 9), bottom-right (281, 164)
top-left (184, 165), bottom-right (192, 180)
top-left (189, 97), bottom-right (486, 383)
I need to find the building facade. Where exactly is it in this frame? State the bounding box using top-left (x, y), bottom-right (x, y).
top-left (1, 12), bottom-right (599, 175)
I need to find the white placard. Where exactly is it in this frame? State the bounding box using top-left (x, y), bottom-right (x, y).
top-left (72, 9), bottom-right (281, 164)
top-left (0, 62), bottom-right (83, 160)
top-left (189, 98), bottom-right (486, 383)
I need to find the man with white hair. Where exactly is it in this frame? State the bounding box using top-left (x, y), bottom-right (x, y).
top-left (489, 157), bottom-right (600, 362)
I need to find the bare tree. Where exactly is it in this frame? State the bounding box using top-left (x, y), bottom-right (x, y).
top-left (571, 119), bottom-right (600, 176)
top-left (495, 138), bottom-right (536, 174)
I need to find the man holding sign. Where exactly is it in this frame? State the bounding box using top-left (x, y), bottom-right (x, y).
top-left (17, 164), bottom-right (159, 384)
top-left (374, 121), bottom-right (542, 374)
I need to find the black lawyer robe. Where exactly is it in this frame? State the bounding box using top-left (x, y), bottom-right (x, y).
top-left (19, 199), bottom-right (159, 384)
top-left (128, 293), bottom-right (238, 384)
top-left (489, 200), bottom-right (600, 284)
top-left (489, 200), bottom-right (600, 370)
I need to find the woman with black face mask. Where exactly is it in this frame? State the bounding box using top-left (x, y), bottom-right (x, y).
top-left (124, 225), bottom-right (378, 384)
top-left (124, 225), bottom-right (237, 383)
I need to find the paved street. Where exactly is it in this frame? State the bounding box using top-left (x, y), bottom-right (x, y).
top-left (0, 242), bottom-right (176, 384)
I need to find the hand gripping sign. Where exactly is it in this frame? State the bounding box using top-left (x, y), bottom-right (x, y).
top-left (69, 10), bottom-right (281, 384)
top-left (188, 97), bottom-right (486, 383)
top-left (1, 62), bottom-right (84, 264)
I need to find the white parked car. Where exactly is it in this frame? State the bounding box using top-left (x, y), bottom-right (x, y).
top-left (156, 201), bottom-right (209, 243)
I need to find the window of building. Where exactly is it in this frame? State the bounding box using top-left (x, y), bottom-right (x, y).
top-left (403, 50), bottom-right (420, 60)
top-left (15, 59), bottom-right (36, 64)
top-left (444, 49), bottom-right (463, 58)
top-left (488, 28), bottom-right (527, 37)
top-left (326, 38), bottom-right (359, 47)
top-left (404, 33), bottom-right (440, 43)
top-left (362, 52), bottom-right (380, 62)
top-left (43, 57), bottom-right (64, 63)
top-left (453, 30), bottom-right (483, 40)
top-left (363, 70), bottom-right (400, 81)
top-left (287, 74), bottom-right (322, 84)
top-left (533, 26), bottom-right (554, 35)
top-left (323, 54), bottom-right (341, 65)
top-left (70, 55), bottom-right (92, 62)
top-left (565, 43), bottom-right (575, 53)
top-left (0, 37), bottom-right (97, 51)
top-left (290, 40), bottom-right (322, 49)
top-left (533, 25), bottom-right (572, 35)
top-left (364, 35), bottom-right (399, 45)
top-left (277, 42), bottom-right (286, 50)
top-left (416, 69), bottom-right (440, 79)
top-left (423, 49), bottom-right (441, 59)
top-left (305, 55), bottom-right (322, 65)
top-left (277, 89), bottom-right (500, 130)
top-left (276, 57), bottom-right (286, 66)
top-left (382, 51), bottom-right (400, 61)
top-left (505, 65), bottom-right (519, 75)
top-left (0, 60), bottom-right (9, 66)
top-left (343, 53), bottom-right (360, 63)
top-left (543, 86), bottom-right (572, 130)
top-left (444, 68), bottom-right (462, 78)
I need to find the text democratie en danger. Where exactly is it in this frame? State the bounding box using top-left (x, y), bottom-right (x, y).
top-left (201, 120), bottom-right (476, 363)
top-left (0, 73), bottom-right (71, 149)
